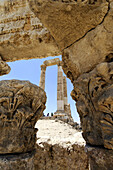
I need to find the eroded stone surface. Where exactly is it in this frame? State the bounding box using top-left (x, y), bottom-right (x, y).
top-left (71, 62), bottom-right (113, 149)
top-left (0, 57), bottom-right (11, 76)
top-left (29, 0), bottom-right (108, 50)
top-left (85, 145), bottom-right (113, 170)
top-left (0, 152), bottom-right (35, 170)
top-left (35, 143), bottom-right (88, 170)
top-left (34, 120), bottom-right (88, 170)
top-left (0, 0), bottom-right (60, 62)
top-left (63, 1), bottom-right (113, 81)
top-left (0, 80), bottom-right (46, 154)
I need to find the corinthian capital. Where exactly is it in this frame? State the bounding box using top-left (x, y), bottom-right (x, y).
top-left (0, 80), bottom-right (46, 154)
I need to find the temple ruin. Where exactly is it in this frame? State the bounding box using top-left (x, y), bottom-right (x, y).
top-left (39, 58), bottom-right (72, 122)
top-left (0, 0), bottom-right (113, 169)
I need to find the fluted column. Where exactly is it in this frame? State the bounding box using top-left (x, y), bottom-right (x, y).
top-left (57, 64), bottom-right (64, 111)
top-left (39, 64), bottom-right (46, 90)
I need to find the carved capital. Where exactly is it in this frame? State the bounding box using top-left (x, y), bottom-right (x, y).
top-left (72, 62), bottom-right (113, 149)
top-left (0, 80), bottom-right (46, 154)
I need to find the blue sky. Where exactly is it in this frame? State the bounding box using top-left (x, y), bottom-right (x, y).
top-left (0, 55), bottom-right (80, 123)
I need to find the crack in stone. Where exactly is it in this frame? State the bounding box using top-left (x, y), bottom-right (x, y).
top-left (64, 1), bottom-right (110, 50)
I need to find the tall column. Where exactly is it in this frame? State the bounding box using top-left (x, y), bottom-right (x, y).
top-left (63, 76), bottom-right (72, 117)
top-left (63, 76), bottom-right (68, 106)
top-left (57, 64), bottom-right (64, 111)
top-left (39, 64), bottom-right (46, 90)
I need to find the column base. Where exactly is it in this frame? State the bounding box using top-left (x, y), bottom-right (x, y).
top-left (54, 110), bottom-right (68, 117)
top-left (85, 145), bottom-right (113, 170)
top-left (54, 110), bottom-right (65, 114)
top-left (0, 151), bottom-right (35, 170)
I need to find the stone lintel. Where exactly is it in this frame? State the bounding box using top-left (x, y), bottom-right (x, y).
top-left (43, 58), bottom-right (60, 67)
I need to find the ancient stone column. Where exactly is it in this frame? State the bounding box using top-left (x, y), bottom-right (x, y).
top-left (0, 80), bottom-right (46, 169)
top-left (63, 76), bottom-right (68, 106)
top-left (39, 64), bottom-right (46, 90)
top-left (63, 76), bottom-right (72, 118)
top-left (57, 64), bottom-right (64, 112)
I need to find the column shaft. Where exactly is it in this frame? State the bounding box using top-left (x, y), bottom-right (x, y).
top-left (63, 76), bottom-right (68, 106)
top-left (57, 65), bottom-right (64, 111)
top-left (39, 65), bottom-right (46, 90)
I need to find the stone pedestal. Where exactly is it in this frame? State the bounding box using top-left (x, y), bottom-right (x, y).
top-left (85, 145), bottom-right (113, 170)
top-left (0, 80), bottom-right (46, 169)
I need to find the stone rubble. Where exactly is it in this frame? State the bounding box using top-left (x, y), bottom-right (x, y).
top-left (34, 119), bottom-right (88, 170)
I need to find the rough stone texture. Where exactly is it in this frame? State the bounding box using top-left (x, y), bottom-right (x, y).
top-left (0, 0), bottom-right (60, 62)
top-left (34, 143), bottom-right (88, 170)
top-left (63, 0), bottom-right (113, 81)
top-left (34, 119), bottom-right (88, 170)
top-left (1, 0), bottom-right (113, 168)
top-left (0, 80), bottom-right (46, 154)
top-left (71, 62), bottom-right (113, 149)
top-left (0, 56), bottom-right (11, 76)
top-left (0, 152), bottom-right (35, 170)
top-left (85, 145), bottom-right (113, 170)
top-left (29, 0), bottom-right (113, 153)
top-left (29, 0), bottom-right (108, 50)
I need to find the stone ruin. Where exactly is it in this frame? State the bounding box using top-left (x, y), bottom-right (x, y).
top-left (39, 58), bottom-right (73, 124)
top-left (0, 0), bottom-right (113, 169)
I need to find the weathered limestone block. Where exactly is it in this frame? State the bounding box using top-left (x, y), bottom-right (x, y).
top-left (29, 0), bottom-right (108, 50)
top-left (34, 119), bottom-right (88, 170)
top-left (71, 62), bottom-right (113, 149)
top-left (0, 80), bottom-right (46, 154)
top-left (85, 145), bottom-right (113, 170)
top-left (0, 152), bottom-right (35, 170)
top-left (63, 1), bottom-right (113, 81)
top-left (0, 0), bottom-right (60, 62)
top-left (0, 56), bottom-right (10, 76)
top-left (34, 143), bottom-right (88, 170)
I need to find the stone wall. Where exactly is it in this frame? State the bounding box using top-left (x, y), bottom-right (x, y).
top-left (34, 143), bottom-right (88, 170)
